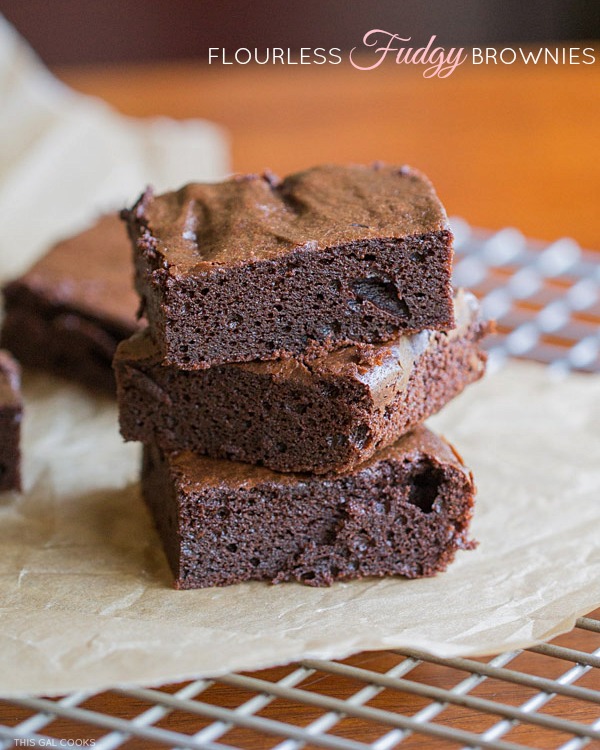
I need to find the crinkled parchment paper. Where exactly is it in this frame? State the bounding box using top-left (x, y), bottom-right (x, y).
top-left (0, 362), bottom-right (599, 696)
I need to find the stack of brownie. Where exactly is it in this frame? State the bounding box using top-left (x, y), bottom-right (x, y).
top-left (115, 164), bottom-right (490, 588)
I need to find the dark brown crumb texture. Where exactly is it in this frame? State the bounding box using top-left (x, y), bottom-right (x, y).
top-left (123, 163), bottom-right (456, 369)
top-left (116, 292), bottom-right (489, 474)
top-left (1, 215), bottom-right (140, 393)
top-left (141, 427), bottom-right (477, 589)
top-left (0, 350), bottom-right (22, 492)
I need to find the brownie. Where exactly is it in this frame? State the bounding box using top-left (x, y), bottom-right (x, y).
top-left (1, 215), bottom-right (140, 393)
top-left (116, 291), bottom-right (489, 474)
top-left (123, 163), bottom-right (455, 369)
top-left (142, 427), bottom-right (476, 588)
top-left (0, 351), bottom-right (22, 492)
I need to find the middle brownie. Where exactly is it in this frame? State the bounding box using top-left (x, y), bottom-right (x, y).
top-left (115, 291), bottom-right (489, 475)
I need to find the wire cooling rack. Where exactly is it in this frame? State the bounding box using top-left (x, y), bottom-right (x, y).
top-left (1, 221), bottom-right (599, 749)
top-left (452, 220), bottom-right (600, 374)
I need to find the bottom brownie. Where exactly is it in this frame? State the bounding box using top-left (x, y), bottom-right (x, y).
top-left (142, 427), bottom-right (477, 589)
top-left (0, 350), bottom-right (22, 492)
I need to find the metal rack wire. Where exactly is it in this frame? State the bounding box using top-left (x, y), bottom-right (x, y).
top-left (451, 220), bottom-right (600, 374)
top-left (1, 221), bottom-right (599, 749)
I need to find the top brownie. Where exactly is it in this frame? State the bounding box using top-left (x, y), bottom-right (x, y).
top-left (123, 163), bottom-right (455, 369)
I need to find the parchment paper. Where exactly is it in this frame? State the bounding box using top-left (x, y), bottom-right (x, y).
top-left (0, 362), bottom-right (598, 696)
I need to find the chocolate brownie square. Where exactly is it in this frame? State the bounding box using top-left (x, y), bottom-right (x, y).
top-left (0, 351), bottom-right (22, 492)
top-left (1, 214), bottom-right (140, 393)
top-left (116, 291), bottom-right (489, 474)
top-left (142, 427), bottom-right (477, 588)
top-left (124, 164), bottom-right (455, 369)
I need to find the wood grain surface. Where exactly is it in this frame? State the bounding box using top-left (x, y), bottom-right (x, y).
top-left (58, 59), bottom-right (600, 250)
top-left (1, 61), bottom-right (598, 748)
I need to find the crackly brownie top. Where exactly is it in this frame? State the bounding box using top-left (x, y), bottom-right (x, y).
top-left (10, 214), bottom-right (138, 329)
top-left (117, 290), bottom-right (481, 411)
top-left (164, 426), bottom-right (467, 491)
top-left (0, 350), bottom-right (22, 407)
top-left (130, 163), bottom-right (450, 269)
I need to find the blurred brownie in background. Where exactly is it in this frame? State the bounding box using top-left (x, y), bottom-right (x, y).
top-left (1, 214), bottom-right (140, 393)
top-left (0, 350), bottom-right (22, 492)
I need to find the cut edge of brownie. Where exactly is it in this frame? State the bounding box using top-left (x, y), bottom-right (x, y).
top-left (123, 164), bottom-right (456, 369)
top-left (141, 427), bottom-right (477, 589)
top-left (0, 350), bottom-right (22, 493)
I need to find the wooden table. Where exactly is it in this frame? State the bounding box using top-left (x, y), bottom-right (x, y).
top-left (59, 59), bottom-right (600, 250)
top-left (2, 61), bottom-right (598, 749)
